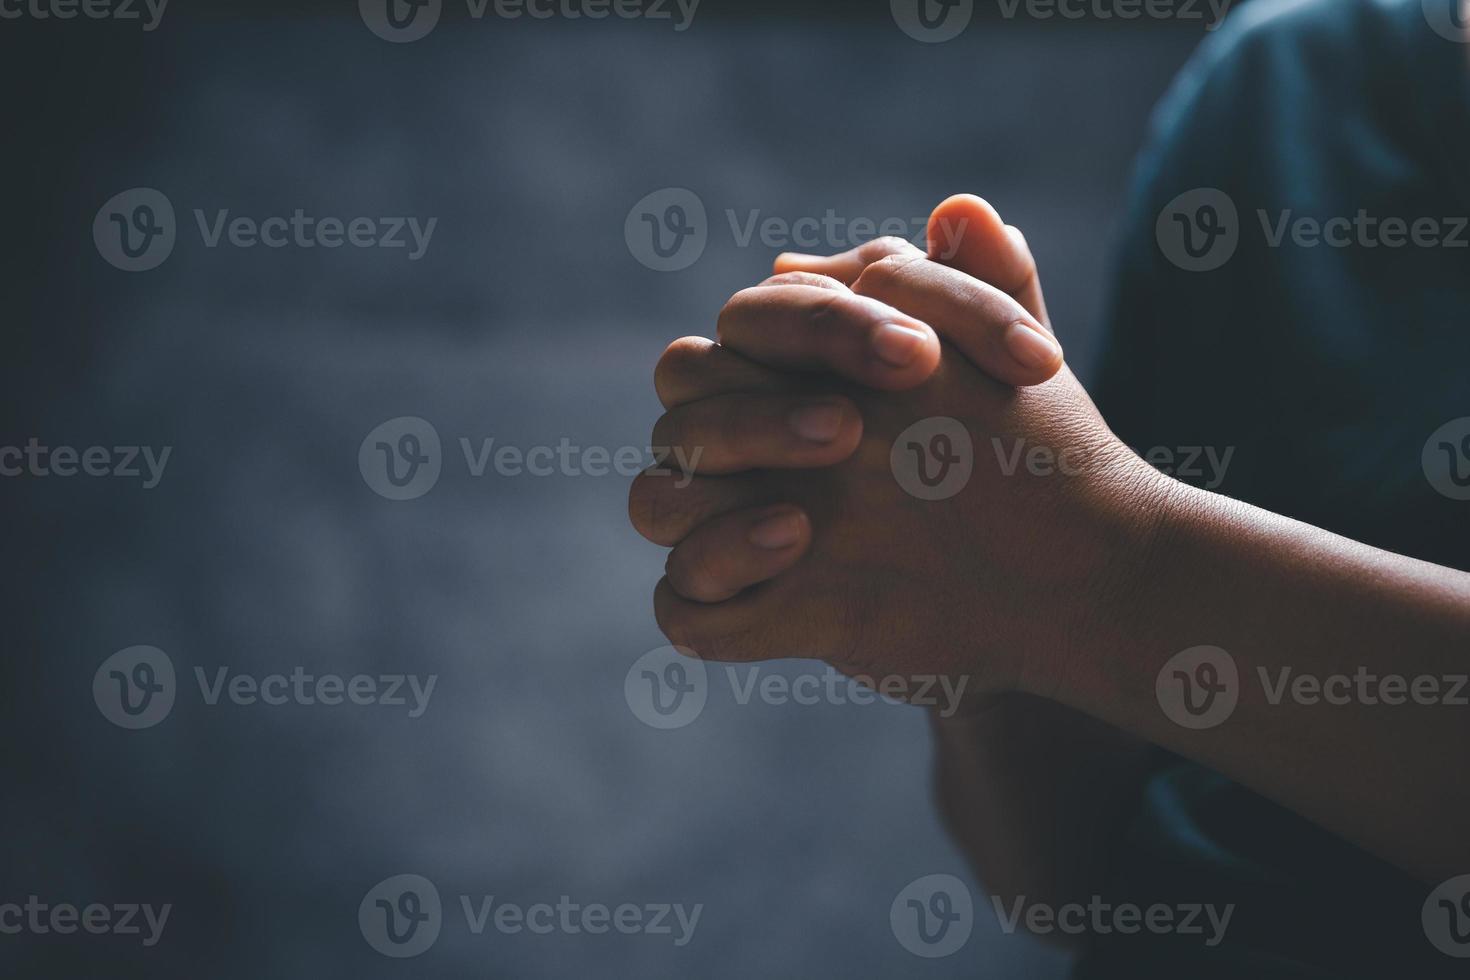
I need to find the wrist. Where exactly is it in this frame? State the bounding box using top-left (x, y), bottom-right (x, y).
top-left (1015, 446), bottom-right (1191, 705)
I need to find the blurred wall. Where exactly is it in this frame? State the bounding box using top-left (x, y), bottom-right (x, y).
top-left (1, 5), bottom-right (1211, 976)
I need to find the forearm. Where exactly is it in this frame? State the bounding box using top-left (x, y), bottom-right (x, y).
top-left (929, 694), bottom-right (1154, 929)
top-left (1041, 473), bottom-right (1470, 881)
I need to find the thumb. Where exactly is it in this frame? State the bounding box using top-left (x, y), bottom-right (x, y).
top-left (927, 194), bottom-right (1050, 329)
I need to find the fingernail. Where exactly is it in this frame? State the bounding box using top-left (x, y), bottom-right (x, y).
top-left (775, 251), bottom-right (818, 270)
top-left (789, 401), bottom-right (845, 443)
top-left (1004, 321), bottom-right (1062, 371)
top-left (872, 323), bottom-right (928, 368)
top-left (748, 510), bottom-right (803, 550)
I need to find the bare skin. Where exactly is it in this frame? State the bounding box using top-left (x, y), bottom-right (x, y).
top-left (776, 201), bottom-right (1156, 926)
top-left (635, 198), bottom-right (1153, 927)
top-left (629, 195), bottom-right (1470, 886)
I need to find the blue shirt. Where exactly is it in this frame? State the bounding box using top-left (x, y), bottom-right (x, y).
top-left (1085, 0), bottom-right (1470, 974)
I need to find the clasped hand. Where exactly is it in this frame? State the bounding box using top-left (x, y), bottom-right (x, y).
top-left (629, 195), bottom-right (1173, 705)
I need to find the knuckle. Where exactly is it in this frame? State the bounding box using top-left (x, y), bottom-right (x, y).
top-left (850, 267), bottom-right (882, 297)
top-left (1019, 251), bottom-right (1039, 283)
top-left (712, 398), bottom-right (759, 458)
top-left (627, 473), bottom-right (652, 533)
top-left (653, 338), bottom-right (705, 405)
top-left (650, 408), bottom-right (683, 458)
top-left (689, 631), bottom-right (730, 662)
top-left (628, 472), bottom-right (678, 545)
top-left (649, 415), bottom-right (669, 455)
top-left (852, 254), bottom-right (905, 295)
top-left (1007, 226), bottom-right (1038, 268)
top-left (1003, 225), bottom-right (1040, 287)
top-left (660, 335), bottom-right (711, 366)
top-left (656, 335), bottom-right (710, 379)
top-left (668, 541), bottom-right (729, 603)
top-left (716, 287), bottom-right (763, 334)
top-left (665, 399), bottom-right (740, 468)
top-left (804, 288), bottom-right (852, 339)
top-left (863, 236), bottom-right (917, 260)
top-left (705, 622), bottom-right (768, 662)
top-left (653, 581), bottom-right (694, 648)
top-left (763, 271), bottom-right (846, 291)
top-left (690, 552), bottom-right (733, 602)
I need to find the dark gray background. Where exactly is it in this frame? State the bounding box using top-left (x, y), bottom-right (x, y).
top-left (2, 6), bottom-right (1209, 976)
